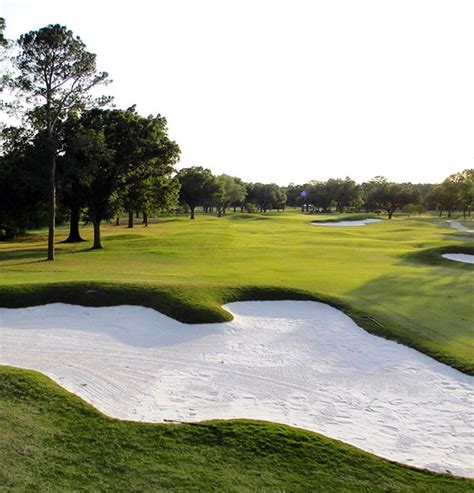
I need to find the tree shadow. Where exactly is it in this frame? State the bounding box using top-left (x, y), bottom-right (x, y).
top-left (346, 267), bottom-right (473, 372)
top-left (401, 244), bottom-right (474, 270)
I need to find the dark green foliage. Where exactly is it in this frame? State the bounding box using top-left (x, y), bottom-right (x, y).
top-left (177, 166), bottom-right (220, 219)
top-left (0, 128), bottom-right (48, 239)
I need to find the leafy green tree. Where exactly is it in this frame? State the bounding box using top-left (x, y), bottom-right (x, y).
top-left (453, 169), bottom-right (473, 218)
top-left (366, 177), bottom-right (417, 219)
top-left (0, 127), bottom-right (48, 239)
top-left (306, 181), bottom-right (332, 212)
top-left (213, 175), bottom-right (247, 216)
top-left (246, 183), bottom-right (285, 213)
top-left (177, 166), bottom-right (219, 219)
top-left (118, 113), bottom-right (180, 228)
top-left (285, 183), bottom-right (307, 211)
top-left (325, 177), bottom-right (360, 213)
top-left (4, 24), bottom-right (110, 259)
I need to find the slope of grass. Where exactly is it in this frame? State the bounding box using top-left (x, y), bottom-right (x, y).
top-left (1, 212), bottom-right (473, 490)
top-left (310, 212), bottom-right (382, 222)
top-left (1, 212), bottom-right (473, 373)
top-left (1, 366), bottom-right (472, 492)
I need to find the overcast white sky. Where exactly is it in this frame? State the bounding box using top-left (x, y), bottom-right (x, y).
top-left (1, 0), bottom-right (473, 184)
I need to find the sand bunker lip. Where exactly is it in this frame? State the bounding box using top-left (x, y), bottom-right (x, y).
top-left (311, 219), bottom-right (383, 227)
top-left (1, 300), bottom-right (473, 478)
top-left (447, 220), bottom-right (474, 233)
top-left (442, 253), bottom-right (474, 264)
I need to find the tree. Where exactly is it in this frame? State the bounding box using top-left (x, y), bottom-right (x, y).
top-left (366, 177), bottom-right (417, 219)
top-left (177, 167), bottom-right (218, 219)
top-left (451, 169), bottom-right (473, 218)
top-left (0, 127), bottom-right (48, 239)
top-left (4, 24), bottom-right (109, 259)
top-left (306, 181), bottom-right (332, 212)
top-left (325, 177), bottom-right (360, 213)
top-left (118, 112), bottom-right (180, 228)
top-left (285, 183), bottom-right (305, 209)
top-left (0, 18), bottom-right (7, 46)
top-left (246, 183), bottom-right (284, 212)
top-left (213, 174), bottom-right (247, 216)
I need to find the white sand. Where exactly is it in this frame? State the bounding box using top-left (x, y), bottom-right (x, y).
top-left (0, 301), bottom-right (473, 477)
top-left (312, 219), bottom-right (383, 227)
top-left (442, 253), bottom-right (474, 264)
top-left (447, 220), bottom-right (474, 233)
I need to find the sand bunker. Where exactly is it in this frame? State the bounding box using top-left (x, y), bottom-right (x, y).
top-left (442, 253), bottom-right (474, 264)
top-left (447, 220), bottom-right (474, 233)
top-left (312, 218), bottom-right (383, 227)
top-left (1, 301), bottom-right (472, 477)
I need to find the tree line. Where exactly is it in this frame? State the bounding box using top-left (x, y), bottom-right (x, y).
top-left (1, 22), bottom-right (473, 258)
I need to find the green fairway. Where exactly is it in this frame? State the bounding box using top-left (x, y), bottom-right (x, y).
top-left (1, 211), bottom-right (473, 491)
top-left (1, 211), bottom-right (473, 373)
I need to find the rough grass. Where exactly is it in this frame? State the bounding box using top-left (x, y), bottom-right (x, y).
top-left (0, 366), bottom-right (472, 492)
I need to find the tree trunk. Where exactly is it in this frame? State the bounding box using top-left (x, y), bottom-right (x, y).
top-left (190, 206), bottom-right (195, 219)
top-left (47, 143), bottom-right (56, 261)
top-left (448, 209), bottom-right (452, 218)
top-left (128, 210), bottom-right (134, 228)
top-left (143, 212), bottom-right (148, 227)
top-left (115, 216), bottom-right (120, 226)
top-left (136, 210), bottom-right (139, 218)
top-left (388, 208), bottom-right (394, 219)
top-left (92, 218), bottom-right (102, 249)
top-left (64, 204), bottom-right (84, 242)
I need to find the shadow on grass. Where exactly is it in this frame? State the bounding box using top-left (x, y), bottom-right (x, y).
top-left (402, 244), bottom-right (474, 269)
top-left (347, 268), bottom-right (474, 374)
top-left (0, 247), bottom-right (52, 262)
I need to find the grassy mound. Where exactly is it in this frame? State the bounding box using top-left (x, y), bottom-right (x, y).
top-left (310, 213), bottom-right (383, 223)
top-left (405, 245), bottom-right (474, 269)
top-left (1, 366), bottom-right (471, 492)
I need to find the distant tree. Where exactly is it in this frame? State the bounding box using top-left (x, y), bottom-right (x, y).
top-left (118, 112), bottom-right (180, 228)
top-left (246, 183), bottom-right (283, 212)
top-left (453, 169), bottom-right (473, 218)
top-left (149, 175), bottom-right (180, 219)
top-left (0, 127), bottom-right (48, 239)
top-left (366, 177), bottom-right (417, 219)
top-left (4, 24), bottom-right (110, 260)
top-left (213, 175), bottom-right (247, 216)
top-left (285, 183), bottom-right (305, 209)
top-left (273, 186), bottom-right (287, 211)
top-left (228, 176), bottom-right (248, 212)
top-left (325, 177), bottom-right (360, 213)
top-left (177, 166), bottom-right (218, 219)
top-left (307, 181), bottom-right (332, 213)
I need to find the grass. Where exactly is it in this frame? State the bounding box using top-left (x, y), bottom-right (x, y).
top-left (309, 212), bottom-right (382, 222)
top-left (1, 366), bottom-right (472, 492)
top-left (1, 211), bottom-right (473, 491)
top-left (1, 211), bottom-right (473, 373)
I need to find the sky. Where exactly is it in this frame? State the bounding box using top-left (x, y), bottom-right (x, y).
top-left (1, 0), bottom-right (473, 185)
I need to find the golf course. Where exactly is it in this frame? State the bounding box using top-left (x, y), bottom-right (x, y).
top-left (1, 211), bottom-right (473, 491)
